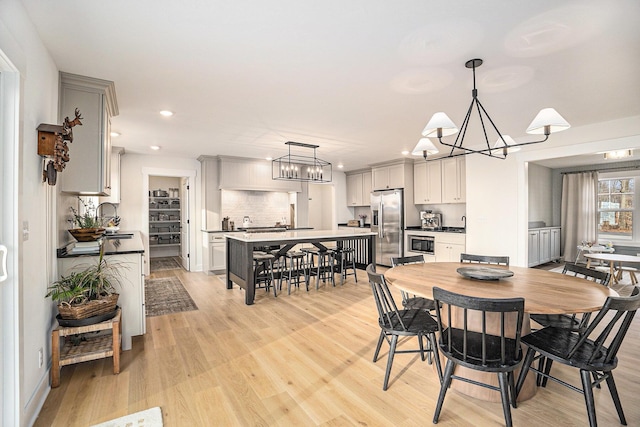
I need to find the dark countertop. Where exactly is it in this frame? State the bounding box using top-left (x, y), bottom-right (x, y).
top-left (405, 226), bottom-right (466, 234)
top-left (57, 230), bottom-right (145, 258)
top-left (338, 223), bottom-right (371, 228)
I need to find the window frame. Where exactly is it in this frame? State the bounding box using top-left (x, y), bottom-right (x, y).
top-left (598, 170), bottom-right (639, 244)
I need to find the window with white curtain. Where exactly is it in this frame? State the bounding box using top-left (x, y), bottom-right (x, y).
top-left (598, 170), bottom-right (639, 243)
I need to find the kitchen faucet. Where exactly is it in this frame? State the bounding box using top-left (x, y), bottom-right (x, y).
top-left (96, 202), bottom-right (120, 226)
top-left (461, 215), bottom-right (466, 229)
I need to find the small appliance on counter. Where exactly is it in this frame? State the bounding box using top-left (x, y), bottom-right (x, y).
top-left (222, 217), bottom-right (230, 231)
top-left (420, 210), bottom-right (442, 230)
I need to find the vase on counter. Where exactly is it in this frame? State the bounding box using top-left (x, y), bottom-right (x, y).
top-left (359, 218), bottom-right (364, 227)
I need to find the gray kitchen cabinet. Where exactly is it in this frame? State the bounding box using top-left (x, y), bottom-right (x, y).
top-left (58, 72), bottom-right (118, 196)
top-left (528, 227), bottom-right (560, 267)
top-left (528, 230), bottom-right (540, 267)
top-left (209, 234), bottom-right (226, 271)
top-left (58, 252), bottom-right (144, 351)
top-left (441, 157), bottom-right (466, 203)
top-left (346, 170), bottom-right (372, 206)
top-left (413, 161), bottom-right (442, 204)
top-left (99, 147), bottom-right (124, 204)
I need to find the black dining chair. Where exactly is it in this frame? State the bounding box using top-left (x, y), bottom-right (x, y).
top-left (431, 287), bottom-right (525, 427)
top-left (515, 286), bottom-right (640, 427)
top-left (390, 255), bottom-right (437, 311)
top-left (460, 253), bottom-right (510, 266)
top-left (531, 262), bottom-right (611, 332)
top-left (366, 264), bottom-right (442, 391)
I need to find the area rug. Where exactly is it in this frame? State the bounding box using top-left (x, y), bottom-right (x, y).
top-left (145, 276), bottom-right (198, 317)
top-left (90, 406), bottom-right (163, 427)
top-left (149, 257), bottom-right (182, 272)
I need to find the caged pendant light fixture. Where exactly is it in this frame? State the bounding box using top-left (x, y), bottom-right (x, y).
top-left (414, 58), bottom-right (571, 161)
top-left (272, 141), bottom-right (332, 183)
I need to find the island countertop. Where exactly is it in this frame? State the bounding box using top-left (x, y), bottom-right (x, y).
top-left (225, 228), bottom-right (375, 243)
top-left (57, 230), bottom-right (145, 258)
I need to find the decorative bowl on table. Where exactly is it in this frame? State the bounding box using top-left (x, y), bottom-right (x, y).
top-left (457, 266), bottom-right (514, 281)
top-left (68, 228), bottom-right (105, 242)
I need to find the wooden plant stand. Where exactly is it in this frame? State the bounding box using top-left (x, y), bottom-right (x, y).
top-left (51, 308), bottom-right (121, 388)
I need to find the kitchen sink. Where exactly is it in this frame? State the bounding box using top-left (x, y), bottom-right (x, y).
top-left (104, 233), bottom-right (134, 239)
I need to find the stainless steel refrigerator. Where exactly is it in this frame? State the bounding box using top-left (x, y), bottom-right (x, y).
top-left (371, 189), bottom-right (404, 266)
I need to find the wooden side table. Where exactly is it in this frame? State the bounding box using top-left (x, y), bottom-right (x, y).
top-left (51, 308), bottom-right (121, 388)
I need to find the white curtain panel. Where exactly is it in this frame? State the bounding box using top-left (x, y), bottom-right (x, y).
top-left (561, 171), bottom-right (598, 262)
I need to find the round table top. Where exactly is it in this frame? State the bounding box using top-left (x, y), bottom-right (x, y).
top-left (583, 253), bottom-right (640, 263)
top-left (385, 262), bottom-right (617, 315)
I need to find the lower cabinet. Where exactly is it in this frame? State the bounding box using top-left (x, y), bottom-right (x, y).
top-left (435, 233), bottom-right (466, 262)
top-left (209, 234), bottom-right (226, 271)
top-left (528, 227), bottom-right (561, 267)
top-left (58, 252), bottom-right (144, 351)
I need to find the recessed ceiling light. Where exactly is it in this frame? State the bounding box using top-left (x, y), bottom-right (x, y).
top-left (159, 110), bottom-right (174, 117)
top-left (110, 132), bottom-right (120, 137)
top-left (150, 145), bottom-right (161, 151)
top-left (337, 164), bottom-right (344, 169)
top-left (401, 150), bottom-right (410, 155)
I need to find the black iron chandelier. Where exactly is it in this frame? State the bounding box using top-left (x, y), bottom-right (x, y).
top-left (272, 141), bottom-right (332, 183)
top-left (413, 58), bottom-right (571, 161)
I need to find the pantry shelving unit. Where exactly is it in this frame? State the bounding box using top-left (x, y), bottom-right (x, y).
top-left (149, 191), bottom-right (181, 256)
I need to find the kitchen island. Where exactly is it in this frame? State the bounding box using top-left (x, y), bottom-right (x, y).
top-left (226, 229), bottom-right (376, 305)
top-left (57, 231), bottom-right (145, 350)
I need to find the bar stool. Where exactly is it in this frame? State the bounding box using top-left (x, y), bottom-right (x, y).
top-left (336, 247), bottom-right (357, 285)
top-left (253, 252), bottom-right (277, 298)
top-left (302, 247), bottom-right (335, 289)
top-left (283, 251), bottom-right (309, 294)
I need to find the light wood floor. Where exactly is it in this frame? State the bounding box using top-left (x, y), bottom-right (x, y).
top-left (34, 268), bottom-right (640, 426)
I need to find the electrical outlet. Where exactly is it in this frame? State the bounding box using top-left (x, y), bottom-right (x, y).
top-left (38, 348), bottom-right (43, 368)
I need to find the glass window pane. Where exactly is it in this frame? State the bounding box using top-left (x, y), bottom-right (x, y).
top-left (599, 211), bottom-right (633, 235)
top-left (598, 195), bottom-right (610, 209)
top-left (622, 194), bottom-right (634, 209)
top-left (599, 180), bottom-right (611, 193)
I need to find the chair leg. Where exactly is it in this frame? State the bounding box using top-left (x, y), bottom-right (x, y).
top-left (508, 371), bottom-right (517, 409)
top-left (497, 372), bottom-right (513, 427)
top-left (418, 333), bottom-right (426, 361)
top-left (536, 356), bottom-right (545, 386)
top-left (580, 369), bottom-right (598, 427)
top-left (542, 358), bottom-right (554, 387)
top-left (429, 333), bottom-right (443, 384)
top-left (515, 347), bottom-right (536, 398)
top-left (373, 331), bottom-right (385, 363)
top-left (433, 360), bottom-right (455, 423)
top-left (382, 334), bottom-right (398, 391)
top-left (605, 371), bottom-right (627, 425)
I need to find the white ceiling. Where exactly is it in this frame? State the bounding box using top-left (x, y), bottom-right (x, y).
top-left (19, 0), bottom-right (640, 171)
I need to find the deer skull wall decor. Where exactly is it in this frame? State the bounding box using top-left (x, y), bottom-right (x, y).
top-left (37, 108), bottom-right (83, 185)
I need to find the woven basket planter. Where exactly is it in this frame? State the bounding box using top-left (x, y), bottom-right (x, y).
top-left (57, 293), bottom-right (119, 320)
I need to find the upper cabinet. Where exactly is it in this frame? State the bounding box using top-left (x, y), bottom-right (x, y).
top-left (372, 163), bottom-right (406, 190)
top-left (59, 72), bottom-right (118, 196)
top-left (218, 156), bottom-right (302, 192)
top-left (99, 147), bottom-right (124, 204)
top-left (346, 170), bottom-right (372, 206)
top-left (413, 161), bottom-right (442, 204)
top-left (441, 157), bottom-right (466, 203)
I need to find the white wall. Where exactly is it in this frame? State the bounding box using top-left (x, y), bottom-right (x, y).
top-left (118, 153), bottom-right (202, 271)
top-left (0, 1), bottom-right (60, 425)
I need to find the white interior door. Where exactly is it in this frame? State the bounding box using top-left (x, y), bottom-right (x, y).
top-left (180, 178), bottom-right (190, 270)
top-left (0, 63), bottom-right (20, 427)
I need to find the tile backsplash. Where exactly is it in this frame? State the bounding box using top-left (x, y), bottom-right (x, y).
top-left (222, 190), bottom-right (290, 227)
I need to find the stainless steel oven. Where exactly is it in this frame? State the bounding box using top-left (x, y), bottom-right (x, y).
top-left (408, 235), bottom-right (435, 255)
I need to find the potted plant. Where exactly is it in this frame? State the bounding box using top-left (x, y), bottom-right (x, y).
top-left (68, 197), bottom-right (106, 241)
top-left (46, 248), bottom-right (124, 322)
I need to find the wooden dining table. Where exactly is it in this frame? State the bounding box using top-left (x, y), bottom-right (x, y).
top-left (584, 253), bottom-right (640, 285)
top-left (385, 262), bottom-right (617, 402)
